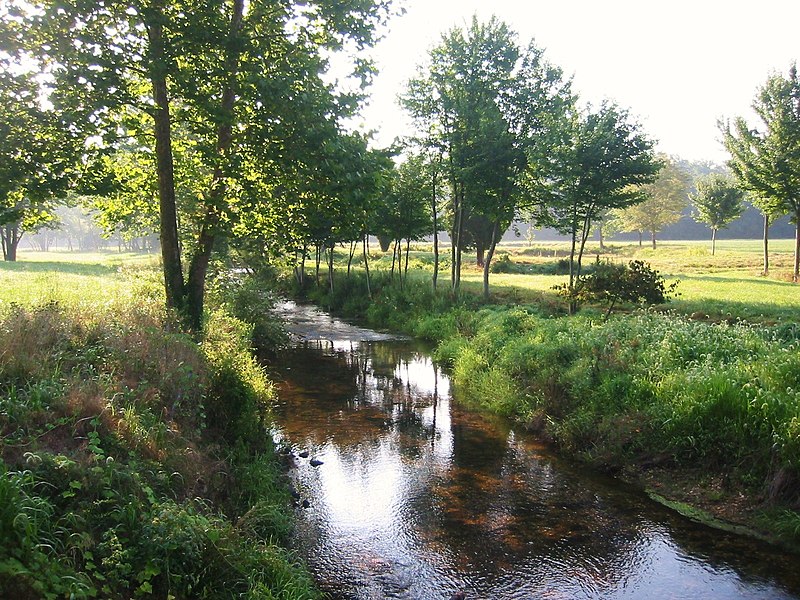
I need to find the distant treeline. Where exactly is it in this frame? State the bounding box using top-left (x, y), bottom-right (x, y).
top-left (517, 204), bottom-right (794, 243)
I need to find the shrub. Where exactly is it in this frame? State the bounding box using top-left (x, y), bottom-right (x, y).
top-left (556, 260), bottom-right (678, 317)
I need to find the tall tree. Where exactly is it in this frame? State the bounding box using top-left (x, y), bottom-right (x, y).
top-left (721, 64), bottom-right (800, 281)
top-left (527, 102), bottom-right (660, 309)
top-left (611, 157), bottom-right (690, 249)
top-left (690, 173), bottom-right (745, 255)
top-left (402, 16), bottom-right (571, 298)
top-left (0, 67), bottom-right (77, 261)
top-left (6, 0), bottom-right (392, 328)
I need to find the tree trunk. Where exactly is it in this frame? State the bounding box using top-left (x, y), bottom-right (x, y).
top-left (184, 0), bottom-right (246, 331)
top-left (638, 231), bottom-right (643, 246)
top-left (482, 220), bottom-right (501, 300)
top-left (390, 239), bottom-right (398, 278)
top-left (568, 226), bottom-right (578, 315)
top-left (711, 228), bottom-right (717, 256)
top-left (475, 242), bottom-right (485, 268)
top-left (328, 245), bottom-right (335, 295)
top-left (453, 184), bottom-right (465, 293)
top-left (598, 226), bottom-right (605, 250)
top-left (651, 229), bottom-right (657, 250)
top-left (347, 241), bottom-right (356, 276)
top-left (794, 220), bottom-right (800, 283)
top-left (576, 215), bottom-right (592, 279)
top-left (147, 8), bottom-right (185, 315)
top-left (362, 234), bottom-right (372, 299)
top-left (299, 246), bottom-right (307, 288)
top-left (1, 223), bottom-right (21, 261)
top-left (763, 213), bottom-right (770, 277)
top-left (431, 160), bottom-right (439, 292)
top-left (315, 245), bottom-right (321, 287)
top-left (404, 238), bottom-right (411, 281)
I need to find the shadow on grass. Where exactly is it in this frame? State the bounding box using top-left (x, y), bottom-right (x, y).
top-left (667, 298), bottom-right (799, 322)
top-left (675, 273), bottom-right (799, 288)
top-left (0, 260), bottom-right (118, 276)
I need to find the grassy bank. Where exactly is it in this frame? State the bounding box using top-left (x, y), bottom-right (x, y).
top-left (290, 267), bottom-right (800, 549)
top-left (0, 256), bottom-right (318, 599)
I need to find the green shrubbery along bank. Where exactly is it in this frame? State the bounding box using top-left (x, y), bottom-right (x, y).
top-left (290, 268), bottom-right (800, 548)
top-left (0, 268), bottom-right (318, 598)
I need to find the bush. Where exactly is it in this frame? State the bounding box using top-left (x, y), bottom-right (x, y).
top-left (556, 259), bottom-right (678, 317)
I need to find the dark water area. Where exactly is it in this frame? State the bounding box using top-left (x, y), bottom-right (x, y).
top-left (268, 302), bottom-right (800, 600)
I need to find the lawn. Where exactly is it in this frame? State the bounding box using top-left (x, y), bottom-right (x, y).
top-left (0, 250), bottom-right (162, 307)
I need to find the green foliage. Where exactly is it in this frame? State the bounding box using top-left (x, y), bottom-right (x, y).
top-left (208, 271), bottom-right (289, 352)
top-left (0, 296), bottom-right (319, 599)
top-left (427, 305), bottom-right (800, 528)
top-left (556, 259), bottom-right (678, 317)
top-left (721, 63), bottom-right (800, 278)
top-left (691, 173), bottom-right (746, 231)
top-left (402, 15), bottom-right (573, 294)
top-left (610, 157), bottom-right (691, 247)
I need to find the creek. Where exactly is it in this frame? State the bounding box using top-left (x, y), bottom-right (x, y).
top-left (268, 301), bottom-right (800, 600)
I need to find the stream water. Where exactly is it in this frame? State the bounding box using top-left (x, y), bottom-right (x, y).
top-left (268, 302), bottom-right (800, 600)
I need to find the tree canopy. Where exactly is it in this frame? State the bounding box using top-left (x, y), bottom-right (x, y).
top-left (3, 0), bottom-right (393, 326)
top-left (526, 102), bottom-right (661, 305)
top-left (721, 63), bottom-right (800, 280)
top-left (402, 16), bottom-right (573, 298)
top-left (690, 173), bottom-right (745, 255)
top-left (0, 67), bottom-right (79, 260)
top-left (610, 157), bottom-right (689, 250)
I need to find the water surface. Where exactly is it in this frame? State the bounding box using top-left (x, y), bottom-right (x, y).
top-left (269, 302), bottom-right (800, 599)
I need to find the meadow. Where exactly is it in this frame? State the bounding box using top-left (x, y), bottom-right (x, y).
top-left (368, 238), bottom-right (800, 322)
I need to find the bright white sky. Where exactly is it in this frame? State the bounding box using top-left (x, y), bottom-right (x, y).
top-left (353, 0), bottom-right (800, 163)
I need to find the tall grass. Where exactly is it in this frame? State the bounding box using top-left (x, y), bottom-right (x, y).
top-left (0, 262), bottom-right (319, 599)
top-left (433, 308), bottom-right (800, 507)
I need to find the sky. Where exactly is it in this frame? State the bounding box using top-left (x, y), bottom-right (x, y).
top-left (353, 0), bottom-right (800, 163)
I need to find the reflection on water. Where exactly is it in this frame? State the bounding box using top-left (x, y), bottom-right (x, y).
top-left (269, 303), bottom-right (800, 600)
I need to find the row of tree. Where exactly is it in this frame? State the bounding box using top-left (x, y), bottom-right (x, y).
top-left (2, 4), bottom-right (799, 325)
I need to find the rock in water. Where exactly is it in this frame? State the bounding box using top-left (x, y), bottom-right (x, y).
top-left (310, 458), bottom-right (324, 467)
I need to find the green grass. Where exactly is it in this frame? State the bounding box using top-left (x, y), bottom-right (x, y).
top-left (0, 252), bottom-right (319, 599)
top-left (0, 250), bottom-right (162, 307)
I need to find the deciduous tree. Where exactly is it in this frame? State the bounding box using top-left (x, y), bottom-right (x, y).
top-left (6, 0), bottom-right (392, 327)
top-left (690, 173), bottom-right (745, 255)
top-left (721, 63), bottom-right (800, 281)
top-left (402, 17), bottom-right (572, 298)
top-left (611, 157), bottom-right (690, 250)
top-left (527, 102), bottom-right (660, 311)
top-left (0, 67), bottom-right (77, 260)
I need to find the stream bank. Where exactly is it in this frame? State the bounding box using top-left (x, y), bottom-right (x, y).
top-left (268, 301), bottom-right (800, 599)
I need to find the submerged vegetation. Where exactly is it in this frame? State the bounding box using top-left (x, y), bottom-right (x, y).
top-left (0, 262), bottom-right (318, 598)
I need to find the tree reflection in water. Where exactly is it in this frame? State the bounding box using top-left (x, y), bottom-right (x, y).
top-left (268, 307), bottom-right (800, 600)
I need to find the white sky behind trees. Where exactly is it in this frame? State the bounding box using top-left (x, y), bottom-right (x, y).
top-left (353, 0), bottom-right (800, 163)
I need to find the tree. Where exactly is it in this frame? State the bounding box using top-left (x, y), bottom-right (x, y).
top-left (374, 154), bottom-right (432, 285)
top-left (612, 157), bottom-right (690, 249)
top-left (721, 64), bottom-right (800, 281)
top-left (7, 0), bottom-right (392, 328)
top-left (402, 16), bottom-right (572, 298)
top-left (0, 67), bottom-right (77, 261)
top-left (690, 173), bottom-right (745, 255)
top-left (527, 102), bottom-right (660, 311)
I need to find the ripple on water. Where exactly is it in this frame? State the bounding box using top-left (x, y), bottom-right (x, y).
top-left (270, 304), bottom-right (800, 600)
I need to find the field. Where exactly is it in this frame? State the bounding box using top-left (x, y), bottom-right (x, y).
top-left (0, 250), bottom-right (162, 306)
top-left (384, 238), bottom-right (800, 322)
top-left (0, 250), bottom-right (319, 599)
